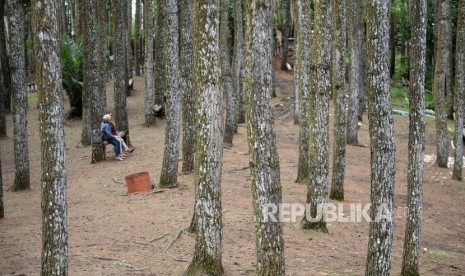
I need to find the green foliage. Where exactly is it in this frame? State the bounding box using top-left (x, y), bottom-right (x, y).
top-left (60, 35), bottom-right (83, 118)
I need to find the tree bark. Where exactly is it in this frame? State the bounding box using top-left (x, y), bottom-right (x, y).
top-left (126, 0), bottom-right (133, 83)
top-left (0, 65), bottom-right (6, 137)
top-left (452, 0), bottom-right (465, 180)
top-left (0, 145), bottom-right (3, 218)
top-left (433, 0), bottom-right (451, 168)
top-left (74, 0), bottom-right (83, 38)
top-left (8, 0), bottom-right (30, 191)
top-left (245, 0), bottom-right (285, 274)
top-left (32, 0), bottom-right (69, 274)
top-left (233, 0), bottom-right (245, 124)
top-left (97, 0), bottom-right (108, 112)
top-left (159, 0), bottom-right (180, 188)
top-left (330, 0), bottom-right (347, 201)
top-left (402, 0), bottom-right (427, 274)
top-left (346, 0), bottom-right (364, 145)
top-left (134, 0), bottom-right (141, 76)
top-left (180, 0), bottom-right (195, 172)
top-left (365, 1), bottom-right (395, 275)
top-left (84, 0), bottom-right (106, 163)
top-left (222, 0), bottom-right (237, 147)
top-left (113, 0), bottom-right (131, 148)
top-left (0, 0), bottom-right (12, 113)
top-left (280, 0), bottom-right (291, 70)
top-left (293, 0), bottom-right (301, 125)
top-left (185, 0), bottom-right (224, 274)
top-left (295, 0), bottom-right (311, 184)
top-left (154, 0), bottom-right (166, 107)
top-left (144, 0), bottom-right (156, 126)
top-left (300, 0), bottom-right (332, 233)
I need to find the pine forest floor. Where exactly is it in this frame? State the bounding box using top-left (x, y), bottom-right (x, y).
top-left (1, 59), bottom-right (465, 275)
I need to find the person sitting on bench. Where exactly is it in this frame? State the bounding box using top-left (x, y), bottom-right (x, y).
top-left (105, 114), bottom-right (135, 155)
top-left (101, 114), bottom-right (125, 161)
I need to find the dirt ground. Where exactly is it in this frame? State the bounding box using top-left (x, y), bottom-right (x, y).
top-left (1, 61), bottom-right (465, 275)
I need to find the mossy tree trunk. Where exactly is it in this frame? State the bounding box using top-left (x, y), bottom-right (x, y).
top-left (32, 0), bottom-right (69, 274)
top-left (433, 0), bottom-right (451, 168)
top-left (185, 0), bottom-right (224, 274)
top-left (330, 0), bottom-right (347, 201)
top-left (244, 0), bottom-right (285, 273)
top-left (113, 0), bottom-right (131, 149)
top-left (222, 0), bottom-right (237, 147)
top-left (295, 0), bottom-right (311, 184)
top-left (346, 0), bottom-right (364, 145)
top-left (402, 0), bottom-right (427, 275)
top-left (180, 0), bottom-right (195, 172)
top-left (159, 0), bottom-right (181, 188)
top-left (144, 0), bottom-right (156, 126)
top-left (300, 0), bottom-right (332, 233)
top-left (8, 0), bottom-right (30, 191)
top-left (365, 1), bottom-right (395, 275)
top-left (452, 1), bottom-right (465, 180)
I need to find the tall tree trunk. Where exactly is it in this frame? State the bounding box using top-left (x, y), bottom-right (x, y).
top-left (433, 0), bottom-right (451, 168)
top-left (280, 0), bottom-right (291, 70)
top-left (97, 0), bottom-right (108, 111)
top-left (80, 0), bottom-right (92, 146)
top-left (113, 0), bottom-right (131, 147)
top-left (295, 0), bottom-right (311, 184)
top-left (154, 0), bottom-right (166, 107)
top-left (8, 0), bottom-right (30, 191)
top-left (233, 0), bottom-right (245, 124)
top-left (330, 0), bottom-right (347, 201)
top-left (32, 0), bottom-right (68, 274)
top-left (74, 0), bottom-right (83, 38)
top-left (0, 0), bottom-right (12, 113)
top-left (134, 0), bottom-right (141, 76)
top-left (223, 0), bottom-right (237, 147)
top-left (159, 0), bottom-right (180, 188)
top-left (293, 0), bottom-right (301, 125)
top-left (401, 0), bottom-right (426, 274)
top-left (452, 0), bottom-right (465, 180)
top-left (245, 0), bottom-right (285, 273)
top-left (365, 1), bottom-right (395, 275)
top-left (180, 0), bottom-right (195, 171)
top-left (389, 0), bottom-right (397, 77)
top-left (84, 0), bottom-right (106, 163)
top-left (144, 0), bottom-right (156, 126)
top-left (346, 0), bottom-right (364, 145)
top-left (127, 0), bottom-right (133, 82)
top-left (300, 0), bottom-right (332, 233)
top-left (185, 0), bottom-right (224, 274)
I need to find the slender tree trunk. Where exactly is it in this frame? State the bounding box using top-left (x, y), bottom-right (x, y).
top-left (113, 0), bottom-right (131, 148)
top-left (280, 0), bottom-right (291, 70)
top-left (8, 0), bottom-right (30, 191)
top-left (154, 0), bottom-right (166, 107)
top-left (0, 67), bottom-right (5, 137)
top-left (127, 0), bottom-right (133, 82)
top-left (0, 145), bottom-right (3, 218)
top-left (401, 0), bottom-right (426, 274)
top-left (365, 1), bottom-right (395, 275)
top-left (346, 0), bottom-right (364, 145)
top-left (330, 0), bottom-right (347, 201)
top-left (32, 0), bottom-right (68, 274)
top-left (134, 0), bottom-right (141, 76)
top-left (180, 0), bottom-right (195, 172)
top-left (293, 0), bottom-right (301, 125)
top-left (0, 0), bottom-right (12, 113)
top-left (300, 0), bottom-right (332, 233)
top-left (433, 0), bottom-right (451, 168)
top-left (159, 0), bottom-right (180, 188)
top-left (97, 0), bottom-right (108, 111)
top-left (185, 0), bottom-right (224, 274)
top-left (74, 0), bottom-right (82, 38)
top-left (144, 0), bottom-right (156, 126)
top-left (452, 0), bottom-right (465, 180)
top-left (389, 0), bottom-right (397, 77)
top-left (295, 0), bottom-right (311, 184)
top-left (223, 0), bottom-right (237, 147)
top-left (245, 0), bottom-right (285, 273)
top-left (233, 0), bottom-right (245, 124)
